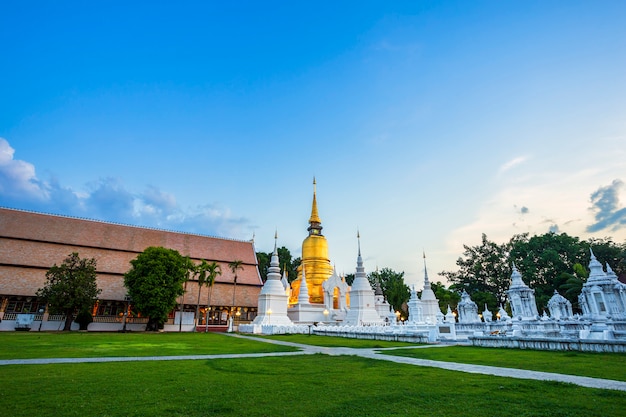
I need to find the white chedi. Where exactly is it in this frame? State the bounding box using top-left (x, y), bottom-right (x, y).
top-left (579, 249), bottom-right (626, 321)
top-left (457, 290), bottom-right (481, 323)
top-left (249, 235), bottom-right (293, 327)
top-left (343, 234), bottom-right (384, 326)
top-left (547, 290), bottom-right (573, 320)
top-left (407, 285), bottom-right (424, 324)
top-left (419, 254), bottom-right (441, 325)
top-left (507, 263), bottom-right (539, 320)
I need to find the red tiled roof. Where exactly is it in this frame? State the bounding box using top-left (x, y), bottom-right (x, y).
top-left (0, 207), bottom-right (262, 287)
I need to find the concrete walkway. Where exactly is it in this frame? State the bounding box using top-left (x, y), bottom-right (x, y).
top-left (2, 332), bottom-right (625, 392)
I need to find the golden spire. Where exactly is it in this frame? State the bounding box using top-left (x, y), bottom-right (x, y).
top-left (308, 176), bottom-right (322, 225)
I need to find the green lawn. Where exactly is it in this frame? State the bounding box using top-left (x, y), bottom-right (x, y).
top-left (1, 354), bottom-right (624, 417)
top-left (382, 345), bottom-right (626, 382)
top-left (0, 332), bottom-right (297, 359)
top-left (261, 333), bottom-right (421, 348)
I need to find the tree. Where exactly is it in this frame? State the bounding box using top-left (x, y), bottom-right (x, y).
top-left (228, 260), bottom-right (244, 314)
top-left (344, 273), bottom-right (355, 286)
top-left (193, 260), bottom-right (207, 326)
top-left (177, 257), bottom-right (195, 332)
top-left (441, 231), bottom-right (626, 312)
top-left (439, 233), bottom-right (512, 304)
top-left (559, 263), bottom-right (588, 311)
top-left (36, 252), bottom-right (101, 331)
top-left (509, 233), bottom-right (587, 310)
top-left (124, 246), bottom-right (189, 331)
top-left (256, 247), bottom-right (299, 282)
top-left (431, 281), bottom-right (461, 312)
top-left (368, 268), bottom-right (410, 317)
top-left (204, 261), bottom-right (222, 331)
top-left (256, 252), bottom-right (270, 282)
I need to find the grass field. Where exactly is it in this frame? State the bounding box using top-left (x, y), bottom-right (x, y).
top-left (0, 332), bottom-right (297, 359)
top-left (382, 345), bottom-right (626, 382)
top-left (261, 333), bottom-right (421, 348)
top-left (1, 332), bottom-right (625, 417)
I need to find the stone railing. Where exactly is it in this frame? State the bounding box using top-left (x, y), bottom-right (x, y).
top-left (469, 335), bottom-right (626, 353)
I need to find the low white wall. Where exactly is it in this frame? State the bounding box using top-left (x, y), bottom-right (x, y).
top-left (314, 328), bottom-right (430, 343)
top-left (469, 336), bottom-right (626, 353)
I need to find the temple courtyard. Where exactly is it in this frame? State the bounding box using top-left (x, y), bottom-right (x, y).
top-left (0, 332), bottom-right (624, 416)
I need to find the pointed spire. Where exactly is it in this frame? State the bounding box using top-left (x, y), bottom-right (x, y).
top-left (606, 263), bottom-right (618, 279)
top-left (587, 248), bottom-right (606, 282)
top-left (308, 177), bottom-right (322, 226)
top-left (374, 265), bottom-right (383, 296)
top-left (298, 264), bottom-right (310, 304)
top-left (510, 262), bottom-right (528, 288)
top-left (281, 269), bottom-right (289, 291)
top-left (356, 230), bottom-right (364, 276)
top-left (267, 233), bottom-right (281, 281)
top-left (422, 250), bottom-right (430, 288)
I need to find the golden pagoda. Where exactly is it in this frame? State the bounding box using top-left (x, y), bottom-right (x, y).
top-left (289, 178), bottom-right (334, 304)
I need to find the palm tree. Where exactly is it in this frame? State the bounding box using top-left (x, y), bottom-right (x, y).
top-left (194, 260), bottom-right (209, 327)
top-left (228, 260), bottom-right (244, 317)
top-left (179, 257), bottom-right (196, 332)
top-left (204, 261), bottom-right (222, 332)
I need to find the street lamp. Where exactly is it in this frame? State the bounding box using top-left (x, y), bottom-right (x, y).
top-left (395, 311), bottom-right (401, 323)
top-left (323, 309), bottom-right (329, 323)
top-left (267, 309), bottom-right (272, 325)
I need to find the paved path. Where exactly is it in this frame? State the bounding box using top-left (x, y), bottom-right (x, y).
top-left (2, 333), bottom-right (625, 392)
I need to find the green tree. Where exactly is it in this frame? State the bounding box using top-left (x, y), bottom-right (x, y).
top-left (442, 231), bottom-right (626, 312)
top-left (124, 246), bottom-right (189, 331)
top-left (256, 252), bottom-right (270, 282)
top-left (204, 261), bottom-right (222, 331)
top-left (193, 260), bottom-right (208, 326)
top-left (344, 273), bottom-right (355, 286)
top-left (228, 260), bottom-right (244, 314)
top-left (256, 247), bottom-right (299, 282)
top-left (431, 281), bottom-right (461, 312)
top-left (559, 262), bottom-right (588, 311)
top-left (439, 233), bottom-right (512, 304)
top-left (509, 233), bottom-right (587, 310)
top-left (36, 252), bottom-right (101, 331)
top-left (369, 268), bottom-right (410, 317)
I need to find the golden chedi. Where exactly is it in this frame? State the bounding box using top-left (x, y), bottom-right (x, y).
top-left (289, 179), bottom-right (333, 304)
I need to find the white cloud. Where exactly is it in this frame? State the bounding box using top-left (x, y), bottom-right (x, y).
top-left (0, 138), bottom-right (252, 239)
top-left (445, 157), bottom-right (626, 265)
top-left (497, 156), bottom-right (529, 175)
top-left (0, 137), bottom-right (48, 200)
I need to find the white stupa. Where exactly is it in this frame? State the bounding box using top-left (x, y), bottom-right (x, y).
top-left (249, 233), bottom-right (293, 329)
top-left (547, 290), bottom-right (573, 320)
top-left (420, 253), bottom-right (441, 325)
top-left (457, 290), bottom-right (481, 323)
top-left (343, 232), bottom-right (384, 326)
top-left (579, 249), bottom-right (626, 321)
top-left (407, 285), bottom-right (424, 323)
top-left (373, 268), bottom-right (396, 323)
top-left (507, 262), bottom-right (539, 320)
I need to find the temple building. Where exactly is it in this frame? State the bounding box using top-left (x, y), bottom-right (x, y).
top-left (0, 207), bottom-right (262, 331)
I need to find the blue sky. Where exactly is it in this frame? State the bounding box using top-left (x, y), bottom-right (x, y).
top-left (2, 1), bottom-right (625, 286)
